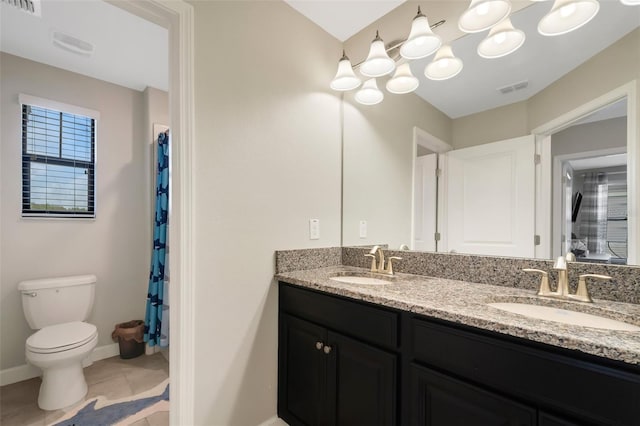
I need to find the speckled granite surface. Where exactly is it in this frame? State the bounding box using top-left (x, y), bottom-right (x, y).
top-left (342, 247), bottom-right (640, 304)
top-left (275, 265), bottom-right (640, 366)
top-left (275, 247), bottom-right (342, 273)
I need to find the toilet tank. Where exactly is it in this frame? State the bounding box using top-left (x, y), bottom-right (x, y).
top-left (18, 275), bottom-right (97, 329)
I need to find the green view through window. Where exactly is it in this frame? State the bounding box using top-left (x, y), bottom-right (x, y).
top-left (22, 104), bottom-right (95, 217)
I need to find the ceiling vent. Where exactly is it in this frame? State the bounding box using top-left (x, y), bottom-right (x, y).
top-left (497, 80), bottom-right (529, 95)
top-left (1, 0), bottom-right (41, 17)
top-left (52, 31), bottom-right (94, 57)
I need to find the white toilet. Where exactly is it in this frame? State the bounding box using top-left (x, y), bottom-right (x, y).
top-left (18, 275), bottom-right (98, 410)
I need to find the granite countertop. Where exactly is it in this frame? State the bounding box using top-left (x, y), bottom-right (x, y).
top-left (275, 266), bottom-right (640, 366)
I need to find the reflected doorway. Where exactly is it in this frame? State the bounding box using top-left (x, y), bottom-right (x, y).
top-left (551, 98), bottom-right (629, 264)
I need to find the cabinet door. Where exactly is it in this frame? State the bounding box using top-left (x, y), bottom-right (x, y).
top-left (278, 314), bottom-right (327, 426)
top-left (327, 331), bottom-right (397, 426)
top-left (410, 363), bottom-right (535, 426)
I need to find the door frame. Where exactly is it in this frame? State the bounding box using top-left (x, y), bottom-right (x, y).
top-left (410, 127), bottom-right (452, 250)
top-left (106, 1), bottom-right (196, 424)
top-left (532, 80), bottom-right (638, 264)
top-left (551, 147), bottom-right (627, 259)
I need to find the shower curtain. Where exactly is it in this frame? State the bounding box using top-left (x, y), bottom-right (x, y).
top-left (144, 130), bottom-right (170, 348)
top-left (580, 172), bottom-right (608, 255)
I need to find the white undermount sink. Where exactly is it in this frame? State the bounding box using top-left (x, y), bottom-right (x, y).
top-left (488, 302), bottom-right (640, 332)
top-left (329, 274), bottom-right (393, 285)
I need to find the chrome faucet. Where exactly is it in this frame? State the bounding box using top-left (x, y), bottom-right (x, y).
top-left (364, 246), bottom-right (402, 275)
top-left (523, 252), bottom-right (611, 303)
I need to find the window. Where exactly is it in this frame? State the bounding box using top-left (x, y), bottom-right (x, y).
top-left (21, 97), bottom-right (97, 217)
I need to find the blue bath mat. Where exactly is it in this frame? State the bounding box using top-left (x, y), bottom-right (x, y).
top-left (49, 378), bottom-right (169, 426)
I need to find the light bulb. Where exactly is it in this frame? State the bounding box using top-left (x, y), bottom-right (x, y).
top-left (360, 31), bottom-right (395, 77)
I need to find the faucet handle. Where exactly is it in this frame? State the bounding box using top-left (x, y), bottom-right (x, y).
top-left (573, 274), bottom-right (612, 303)
top-left (364, 253), bottom-right (377, 272)
top-left (385, 256), bottom-right (402, 275)
top-left (523, 269), bottom-right (552, 296)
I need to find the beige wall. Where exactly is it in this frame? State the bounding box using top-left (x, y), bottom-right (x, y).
top-left (0, 53), bottom-right (151, 370)
top-left (342, 91), bottom-right (450, 247)
top-left (189, 1), bottom-right (342, 424)
top-left (528, 28), bottom-right (640, 131)
top-left (452, 101), bottom-right (528, 149)
top-left (452, 28), bottom-right (640, 148)
top-left (551, 117), bottom-right (627, 157)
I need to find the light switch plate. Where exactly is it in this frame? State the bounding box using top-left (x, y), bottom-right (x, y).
top-left (359, 220), bottom-right (367, 238)
top-left (309, 219), bottom-right (320, 240)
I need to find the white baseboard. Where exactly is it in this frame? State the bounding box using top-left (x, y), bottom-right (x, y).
top-left (0, 342), bottom-right (120, 387)
top-left (256, 416), bottom-right (289, 426)
top-left (90, 342), bottom-right (119, 362)
top-left (0, 363), bottom-right (41, 387)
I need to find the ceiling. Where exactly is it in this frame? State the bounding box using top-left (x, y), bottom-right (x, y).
top-left (285, 0), bottom-right (640, 118)
top-left (0, 0), bottom-right (168, 92)
top-left (1, 1), bottom-right (637, 118)
top-left (285, 0), bottom-right (406, 42)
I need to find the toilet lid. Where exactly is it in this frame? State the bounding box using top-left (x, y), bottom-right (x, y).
top-left (27, 322), bottom-right (97, 354)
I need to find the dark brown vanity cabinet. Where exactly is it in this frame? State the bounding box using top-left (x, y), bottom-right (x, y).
top-left (278, 284), bottom-right (398, 426)
top-left (410, 318), bottom-right (640, 426)
top-left (410, 363), bottom-right (536, 426)
top-left (278, 282), bottom-right (640, 426)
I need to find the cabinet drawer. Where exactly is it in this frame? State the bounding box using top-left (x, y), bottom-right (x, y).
top-left (410, 363), bottom-right (535, 426)
top-left (279, 282), bottom-right (399, 350)
top-left (411, 318), bottom-right (640, 425)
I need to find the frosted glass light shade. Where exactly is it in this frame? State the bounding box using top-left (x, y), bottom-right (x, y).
top-left (425, 45), bottom-right (463, 80)
top-left (386, 63), bottom-right (419, 94)
top-left (400, 9), bottom-right (442, 60)
top-left (459, 0), bottom-right (512, 33)
top-left (620, 0), bottom-right (639, 5)
top-left (330, 53), bottom-right (361, 91)
top-left (538, 0), bottom-right (600, 36)
top-left (477, 18), bottom-right (525, 58)
top-left (355, 79), bottom-right (384, 105)
top-left (360, 32), bottom-right (396, 77)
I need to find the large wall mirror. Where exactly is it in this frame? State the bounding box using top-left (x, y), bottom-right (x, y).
top-left (341, 1), bottom-right (640, 265)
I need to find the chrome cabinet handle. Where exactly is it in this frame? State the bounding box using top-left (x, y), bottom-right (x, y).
top-left (323, 345), bottom-right (332, 354)
top-left (315, 341), bottom-right (324, 350)
top-left (26, 292), bottom-right (37, 297)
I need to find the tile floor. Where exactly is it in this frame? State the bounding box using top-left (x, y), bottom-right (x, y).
top-left (0, 353), bottom-right (169, 426)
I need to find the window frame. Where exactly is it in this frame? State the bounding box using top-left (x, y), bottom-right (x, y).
top-left (19, 94), bottom-right (100, 219)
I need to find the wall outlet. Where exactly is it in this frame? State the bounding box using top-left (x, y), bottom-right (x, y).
top-left (359, 220), bottom-right (367, 238)
top-left (309, 219), bottom-right (320, 240)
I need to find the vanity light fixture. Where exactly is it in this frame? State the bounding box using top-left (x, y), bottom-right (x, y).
top-left (538, 0), bottom-right (600, 36)
top-left (386, 63), bottom-right (420, 94)
top-left (477, 17), bottom-right (525, 58)
top-left (330, 51), bottom-right (361, 91)
top-left (458, 0), bottom-right (512, 33)
top-left (330, 0), bottom-right (604, 105)
top-left (355, 79), bottom-right (384, 105)
top-left (360, 31), bottom-right (396, 77)
top-left (424, 45), bottom-right (464, 80)
top-left (399, 6), bottom-right (442, 60)
top-left (620, 0), bottom-right (640, 5)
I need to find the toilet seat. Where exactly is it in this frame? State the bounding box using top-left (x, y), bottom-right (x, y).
top-left (27, 322), bottom-right (97, 354)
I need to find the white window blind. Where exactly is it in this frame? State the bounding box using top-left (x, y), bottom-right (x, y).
top-left (22, 103), bottom-right (96, 217)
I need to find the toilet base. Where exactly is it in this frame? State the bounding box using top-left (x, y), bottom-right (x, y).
top-left (26, 333), bottom-right (97, 411)
top-left (38, 362), bottom-right (88, 410)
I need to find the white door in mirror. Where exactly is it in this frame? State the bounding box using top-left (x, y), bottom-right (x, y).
top-left (443, 135), bottom-right (535, 257)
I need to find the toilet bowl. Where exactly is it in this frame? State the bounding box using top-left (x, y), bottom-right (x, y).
top-left (26, 322), bottom-right (98, 410)
top-left (18, 275), bottom-right (98, 410)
